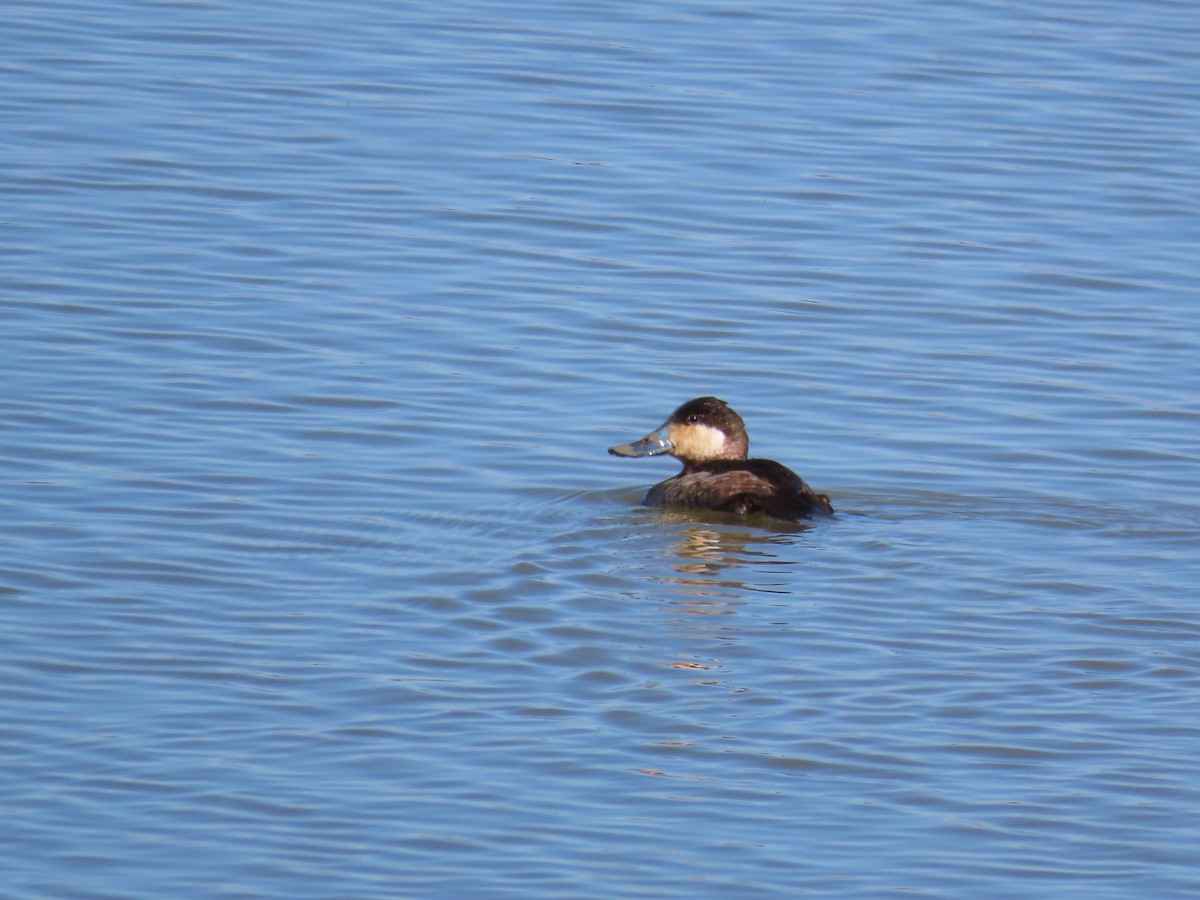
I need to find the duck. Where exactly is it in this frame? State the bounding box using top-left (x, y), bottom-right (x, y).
top-left (609, 396), bottom-right (833, 520)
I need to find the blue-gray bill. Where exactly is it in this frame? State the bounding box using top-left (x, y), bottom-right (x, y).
top-left (608, 425), bottom-right (673, 458)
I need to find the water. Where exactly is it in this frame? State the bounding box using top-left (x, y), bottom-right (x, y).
top-left (3, 0), bottom-right (1200, 896)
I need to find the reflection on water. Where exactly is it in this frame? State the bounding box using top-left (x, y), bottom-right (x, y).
top-left (655, 522), bottom-right (825, 673)
top-left (664, 519), bottom-right (817, 578)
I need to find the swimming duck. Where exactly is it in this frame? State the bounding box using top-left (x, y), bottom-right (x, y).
top-left (609, 397), bottom-right (833, 520)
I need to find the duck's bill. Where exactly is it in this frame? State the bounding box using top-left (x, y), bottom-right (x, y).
top-left (608, 425), bottom-right (673, 458)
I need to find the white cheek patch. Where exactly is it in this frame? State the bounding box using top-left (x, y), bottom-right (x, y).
top-left (670, 423), bottom-right (727, 461)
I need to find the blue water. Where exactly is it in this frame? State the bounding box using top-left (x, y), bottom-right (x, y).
top-left (4, 1), bottom-right (1200, 897)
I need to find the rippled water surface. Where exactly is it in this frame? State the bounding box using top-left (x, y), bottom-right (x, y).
top-left (4, 1), bottom-right (1200, 897)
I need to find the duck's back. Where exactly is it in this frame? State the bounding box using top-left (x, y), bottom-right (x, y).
top-left (646, 458), bottom-right (833, 520)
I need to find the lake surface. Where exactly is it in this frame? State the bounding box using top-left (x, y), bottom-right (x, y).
top-left (4, 0), bottom-right (1200, 896)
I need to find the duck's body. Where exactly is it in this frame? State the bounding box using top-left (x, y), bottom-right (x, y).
top-left (609, 397), bottom-right (833, 521)
top-left (645, 457), bottom-right (832, 518)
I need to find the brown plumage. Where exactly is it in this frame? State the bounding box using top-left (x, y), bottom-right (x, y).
top-left (609, 397), bottom-right (833, 520)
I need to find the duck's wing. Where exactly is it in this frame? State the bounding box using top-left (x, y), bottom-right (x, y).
top-left (742, 459), bottom-right (834, 517)
top-left (646, 468), bottom-right (775, 510)
top-left (646, 460), bottom-right (832, 519)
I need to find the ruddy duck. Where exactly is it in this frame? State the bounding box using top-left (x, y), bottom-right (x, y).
top-left (609, 397), bottom-right (833, 520)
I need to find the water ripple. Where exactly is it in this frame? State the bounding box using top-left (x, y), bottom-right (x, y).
top-left (4, 0), bottom-right (1200, 897)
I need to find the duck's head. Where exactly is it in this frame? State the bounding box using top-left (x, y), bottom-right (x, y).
top-left (608, 396), bottom-right (749, 465)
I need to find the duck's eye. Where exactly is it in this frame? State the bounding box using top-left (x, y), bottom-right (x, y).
top-left (686, 414), bottom-right (700, 424)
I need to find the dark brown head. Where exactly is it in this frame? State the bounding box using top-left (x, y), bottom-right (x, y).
top-left (663, 397), bottom-right (749, 463)
top-left (609, 396), bottom-right (750, 465)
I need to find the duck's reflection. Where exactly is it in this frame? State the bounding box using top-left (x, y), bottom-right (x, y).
top-left (667, 519), bottom-right (810, 574)
top-left (656, 522), bottom-right (811, 630)
top-left (634, 521), bottom-right (821, 773)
